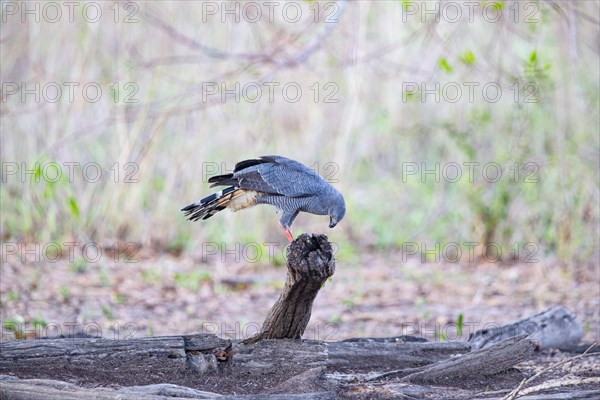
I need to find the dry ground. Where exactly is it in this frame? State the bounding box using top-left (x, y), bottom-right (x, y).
top-left (1, 245), bottom-right (598, 344)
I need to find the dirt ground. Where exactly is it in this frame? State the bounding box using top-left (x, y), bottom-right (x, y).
top-left (1, 246), bottom-right (598, 344)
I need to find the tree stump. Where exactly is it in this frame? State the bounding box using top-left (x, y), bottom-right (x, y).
top-left (243, 233), bottom-right (335, 344)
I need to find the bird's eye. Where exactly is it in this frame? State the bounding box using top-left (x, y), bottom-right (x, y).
top-left (333, 215), bottom-right (337, 220)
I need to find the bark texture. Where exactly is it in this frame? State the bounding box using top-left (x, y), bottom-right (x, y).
top-left (243, 233), bottom-right (335, 344)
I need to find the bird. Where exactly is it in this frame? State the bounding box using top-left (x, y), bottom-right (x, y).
top-left (181, 155), bottom-right (346, 242)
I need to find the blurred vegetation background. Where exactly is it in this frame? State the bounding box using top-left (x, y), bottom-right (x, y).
top-left (1, 0), bottom-right (598, 326)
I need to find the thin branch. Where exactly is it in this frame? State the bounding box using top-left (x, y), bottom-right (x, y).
top-left (517, 377), bottom-right (600, 397)
top-left (274, 0), bottom-right (348, 68)
top-left (502, 342), bottom-right (599, 400)
top-left (142, 11), bottom-right (272, 62)
top-left (142, 0), bottom-right (349, 68)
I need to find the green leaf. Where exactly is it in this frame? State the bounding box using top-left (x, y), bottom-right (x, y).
top-left (44, 181), bottom-right (57, 200)
top-left (460, 50), bottom-right (476, 65)
top-left (102, 305), bottom-right (115, 320)
top-left (439, 58), bottom-right (453, 73)
top-left (68, 197), bottom-right (80, 218)
top-left (152, 177), bottom-right (165, 192)
top-left (115, 293), bottom-right (126, 304)
top-left (34, 164), bottom-right (42, 182)
top-left (457, 313), bottom-right (464, 336)
top-left (493, 1), bottom-right (505, 10)
top-left (530, 50), bottom-right (537, 63)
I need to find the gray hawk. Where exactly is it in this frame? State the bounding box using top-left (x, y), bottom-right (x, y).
top-left (181, 155), bottom-right (346, 241)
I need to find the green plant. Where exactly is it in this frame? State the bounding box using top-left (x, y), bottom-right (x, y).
top-left (4, 315), bottom-right (25, 339)
top-left (32, 318), bottom-right (47, 330)
top-left (102, 305), bottom-right (116, 320)
top-left (174, 269), bottom-right (213, 291)
top-left (69, 259), bottom-right (88, 274)
top-left (59, 286), bottom-right (71, 301)
top-left (7, 291), bottom-right (21, 302)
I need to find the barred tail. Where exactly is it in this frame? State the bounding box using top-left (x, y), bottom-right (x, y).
top-left (181, 186), bottom-right (243, 221)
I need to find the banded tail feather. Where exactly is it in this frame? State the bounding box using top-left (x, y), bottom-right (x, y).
top-left (181, 186), bottom-right (238, 221)
top-left (181, 186), bottom-right (259, 221)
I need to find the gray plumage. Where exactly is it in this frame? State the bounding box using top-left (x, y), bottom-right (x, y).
top-left (181, 155), bottom-right (346, 241)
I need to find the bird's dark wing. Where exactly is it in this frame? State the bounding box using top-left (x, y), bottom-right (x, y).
top-left (210, 155), bottom-right (326, 198)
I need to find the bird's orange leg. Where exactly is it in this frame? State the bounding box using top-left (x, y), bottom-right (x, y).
top-left (279, 222), bottom-right (294, 242)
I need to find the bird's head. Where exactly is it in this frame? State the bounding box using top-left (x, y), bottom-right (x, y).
top-left (328, 192), bottom-right (346, 228)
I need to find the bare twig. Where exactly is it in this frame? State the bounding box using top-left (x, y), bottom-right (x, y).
top-left (142, 11), bottom-right (272, 62)
top-left (142, 0), bottom-right (348, 67)
top-left (502, 342), bottom-right (599, 400)
top-left (517, 377), bottom-right (600, 397)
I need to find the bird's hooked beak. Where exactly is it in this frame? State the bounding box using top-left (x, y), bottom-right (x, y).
top-left (329, 216), bottom-right (337, 228)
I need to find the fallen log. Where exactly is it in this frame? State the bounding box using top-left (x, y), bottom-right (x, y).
top-left (0, 375), bottom-right (336, 400)
top-left (402, 335), bottom-right (535, 384)
top-left (0, 334), bottom-right (545, 398)
top-left (0, 375), bottom-right (220, 400)
top-left (327, 340), bottom-right (470, 371)
top-left (0, 335), bottom-right (472, 378)
top-left (468, 305), bottom-right (583, 350)
top-left (334, 335), bottom-right (534, 384)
